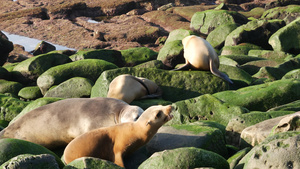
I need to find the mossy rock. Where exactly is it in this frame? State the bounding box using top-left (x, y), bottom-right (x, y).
top-left (235, 132), bottom-right (300, 169)
top-left (0, 67), bottom-right (9, 79)
top-left (18, 86), bottom-right (43, 100)
top-left (220, 43), bottom-right (262, 55)
top-left (170, 94), bottom-right (248, 126)
top-left (63, 157), bottom-right (123, 169)
top-left (131, 99), bottom-right (172, 110)
top-left (164, 29), bottom-right (197, 44)
top-left (206, 23), bottom-right (239, 49)
top-left (240, 60), bottom-right (279, 75)
top-left (44, 77), bottom-right (94, 98)
top-left (253, 58), bottom-right (300, 80)
top-left (282, 68), bottom-right (300, 79)
top-left (220, 54), bottom-right (266, 65)
top-left (134, 60), bottom-right (165, 69)
top-left (240, 7), bottom-right (265, 19)
top-left (213, 79), bottom-right (300, 111)
top-left (227, 147), bottom-right (251, 169)
top-left (32, 41), bottom-right (56, 56)
top-left (0, 80), bottom-right (23, 96)
top-left (0, 154), bottom-right (60, 169)
top-left (69, 49), bottom-right (125, 67)
top-left (248, 49), bottom-right (294, 62)
top-left (190, 10), bottom-right (248, 35)
top-left (13, 53), bottom-right (71, 81)
top-left (225, 19), bottom-right (284, 49)
top-left (268, 17), bottom-right (300, 54)
top-left (219, 56), bottom-right (240, 67)
top-left (10, 97), bottom-right (63, 124)
top-left (37, 59), bottom-right (118, 95)
top-left (120, 47), bottom-right (157, 67)
top-left (2, 63), bottom-right (18, 72)
top-left (219, 64), bottom-right (253, 85)
top-left (0, 94), bottom-right (30, 121)
top-left (156, 40), bottom-right (184, 69)
top-left (261, 5), bottom-right (300, 24)
top-left (0, 138), bottom-right (64, 168)
top-left (91, 67), bottom-right (229, 102)
top-left (138, 147), bottom-right (229, 169)
top-left (268, 100), bottom-right (300, 112)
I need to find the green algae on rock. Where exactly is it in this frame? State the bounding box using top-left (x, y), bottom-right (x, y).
top-left (91, 67), bottom-right (229, 102)
top-left (138, 147), bottom-right (229, 169)
top-left (18, 86), bottom-right (43, 101)
top-left (156, 40), bottom-right (184, 69)
top-left (0, 79), bottom-right (23, 96)
top-left (0, 94), bottom-right (30, 121)
top-left (120, 47), bottom-right (158, 67)
top-left (37, 59), bottom-right (118, 95)
top-left (282, 69), bottom-right (300, 80)
top-left (64, 157), bottom-right (123, 169)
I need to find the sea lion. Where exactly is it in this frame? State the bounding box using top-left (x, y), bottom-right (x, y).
top-left (107, 74), bottom-right (162, 104)
top-left (173, 35), bottom-right (233, 84)
top-left (63, 105), bottom-right (173, 167)
top-left (0, 97), bottom-right (143, 149)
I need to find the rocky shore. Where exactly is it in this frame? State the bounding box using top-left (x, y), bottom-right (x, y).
top-left (0, 0), bottom-right (300, 168)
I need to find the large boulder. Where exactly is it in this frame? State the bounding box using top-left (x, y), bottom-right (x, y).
top-left (37, 59), bottom-right (118, 95)
top-left (170, 94), bottom-right (248, 126)
top-left (0, 94), bottom-right (30, 121)
top-left (156, 40), bottom-right (184, 69)
top-left (213, 79), bottom-right (300, 111)
top-left (0, 138), bottom-right (64, 168)
top-left (261, 5), bottom-right (300, 24)
top-left (146, 122), bottom-right (228, 157)
top-left (221, 43), bottom-right (263, 55)
top-left (12, 53), bottom-right (71, 82)
top-left (268, 17), bottom-right (300, 54)
top-left (0, 79), bottom-right (23, 96)
top-left (91, 67), bottom-right (229, 102)
top-left (64, 157), bottom-right (123, 169)
top-left (190, 10), bottom-right (248, 36)
top-left (120, 47), bottom-right (158, 67)
top-left (0, 154), bottom-right (60, 169)
top-left (44, 77), bottom-right (94, 98)
top-left (138, 147), bottom-right (229, 169)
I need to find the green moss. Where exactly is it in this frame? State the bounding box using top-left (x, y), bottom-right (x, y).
top-left (120, 47), bottom-right (157, 66)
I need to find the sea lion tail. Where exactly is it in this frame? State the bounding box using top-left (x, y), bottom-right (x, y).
top-left (209, 59), bottom-right (233, 84)
top-left (171, 63), bottom-right (191, 71)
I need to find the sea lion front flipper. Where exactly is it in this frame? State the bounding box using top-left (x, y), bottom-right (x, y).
top-left (209, 59), bottom-right (233, 84)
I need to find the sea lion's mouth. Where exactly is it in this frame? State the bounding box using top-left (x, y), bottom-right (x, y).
top-left (164, 114), bottom-right (173, 122)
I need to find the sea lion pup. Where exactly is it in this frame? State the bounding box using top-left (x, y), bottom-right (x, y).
top-left (173, 35), bottom-right (233, 84)
top-left (0, 97), bottom-right (143, 149)
top-left (107, 74), bottom-right (163, 104)
top-left (63, 105), bottom-right (173, 167)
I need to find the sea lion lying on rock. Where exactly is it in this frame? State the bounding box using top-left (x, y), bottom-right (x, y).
top-left (173, 35), bottom-right (233, 84)
top-left (107, 74), bottom-right (162, 104)
top-left (63, 105), bottom-right (173, 167)
top-left (0, 97), bottom-right (143, 149)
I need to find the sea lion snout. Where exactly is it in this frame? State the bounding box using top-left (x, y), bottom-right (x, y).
top-left (164, 105), bottom-right (173, 122)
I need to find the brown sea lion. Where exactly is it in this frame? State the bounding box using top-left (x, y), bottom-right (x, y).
top-left (63, 105), bottom-right (173, 167)
top-left (173, 35), bottom-right (233, 84)
top-left (0, 97), bottom-right (143, 149)
top-left (107, 74), bottom-right (162, 104)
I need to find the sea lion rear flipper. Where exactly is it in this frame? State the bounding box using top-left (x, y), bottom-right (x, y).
top-left (171, 63), bottom-right (192, 71)
top-left (209, 59), bottom-right (233, 84)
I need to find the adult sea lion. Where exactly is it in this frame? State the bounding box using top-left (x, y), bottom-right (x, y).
top-left (173, 35), bottom-right (233, 84)
top-left (0, 97), bottom-right (143, 149)
top-left (107, 74), bottom-right (162, 104)
top-left (63, 105), bottom-right (173, 167)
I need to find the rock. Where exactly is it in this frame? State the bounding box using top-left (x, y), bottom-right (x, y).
top-left (268, 100), bottom-right (300, 112)
top-left (32, 41), bottom-right (56, 56)
top-left (0, 94), bottom-right (30, 121)
top-left (253, 58), bottom-right (300, 80)
top-left (138, 147), bottom-right (229, 169)
top-left (156, 40), bottom-right (184, 69)
top-left (0, 7), bottom-right (48, 22)
top-left (190, 10), bottom-right (248, 36)
top-left (146, 122), bottom-right (228, 158)
top-left (0, 34), bottom-right (13, 66)
top-left (269, 17), bottom-right (300, 54)
top-left (12, 53), bottom-right (72, 82)
top-left (0, 67), bottom-right (9, 80)
top-left (227, 147), bottom-right (251, 169)
top-left (164, 29), bottom-right (197, 44)
top-left (240, 60), bottom-right (279, 75)
top-left (70, 49), bottom-right (125, 67)
top-left (131, 99), bottom-right (172, 110)
top-left (134, 60), bottom-right (165, 69)
top-left (10, 97), bottom-right (63, 124)
top-left (220, 54), bottom-right (265, 65)
top-left (218, 64), bottom-right (253, 85)
top-left (8, 44), bottom-right (33, 63)
top-left (248, 49), bottom-right (294, 62)
top-left (64, 157), bottom-right (123, 169)
top-left (225, 19), bottom-right (284, 49)
top-left (170, 94), bottom-right (248, 126)
top-left (91, 67), bottom-right (229, 102)
top-left (226, 110), bottom-right (294, 146)
top-left (0, 154), bottom-right (60, 169)
top-left (239, 7), bottom-right (265, 19)
top-left (18, 86), bottom-right (43, 101)
top-left (37, 59), bottom-right (118, 95)
top-left (44, 77), bottom-right (94, 98)
top-left (262, 5), bottom-right (300, 24)
top-left (142, 10), bottom-right (190, 32)
top-left (0, 80), bottom-right (23, 96)
top-left (0, 138), bottom-right (64, 168)
top-left (120, 47), bottom-right (158, 67)
top-left (240, 112), bottom-right (300, 146)
top-left (236, 131), bottom-right (300, 169)
top-left (220, 43), bottom-right (262, 55)
top-left (171, 5), bottom-right (217, 21)
top-left (282, 69), bottom-right (300, 79)
top-left (219, 56), bottom-right (240, 67)
top-left (206, 23), bottom-right (239, 49)
top-left (213, 79), bottom-right (300, 111)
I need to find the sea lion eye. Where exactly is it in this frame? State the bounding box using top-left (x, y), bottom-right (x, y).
top-left (156, 111), bottom-right (162, 119)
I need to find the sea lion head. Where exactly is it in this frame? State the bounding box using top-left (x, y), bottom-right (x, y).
top-left (119, 105), bottom-right (144, 123)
